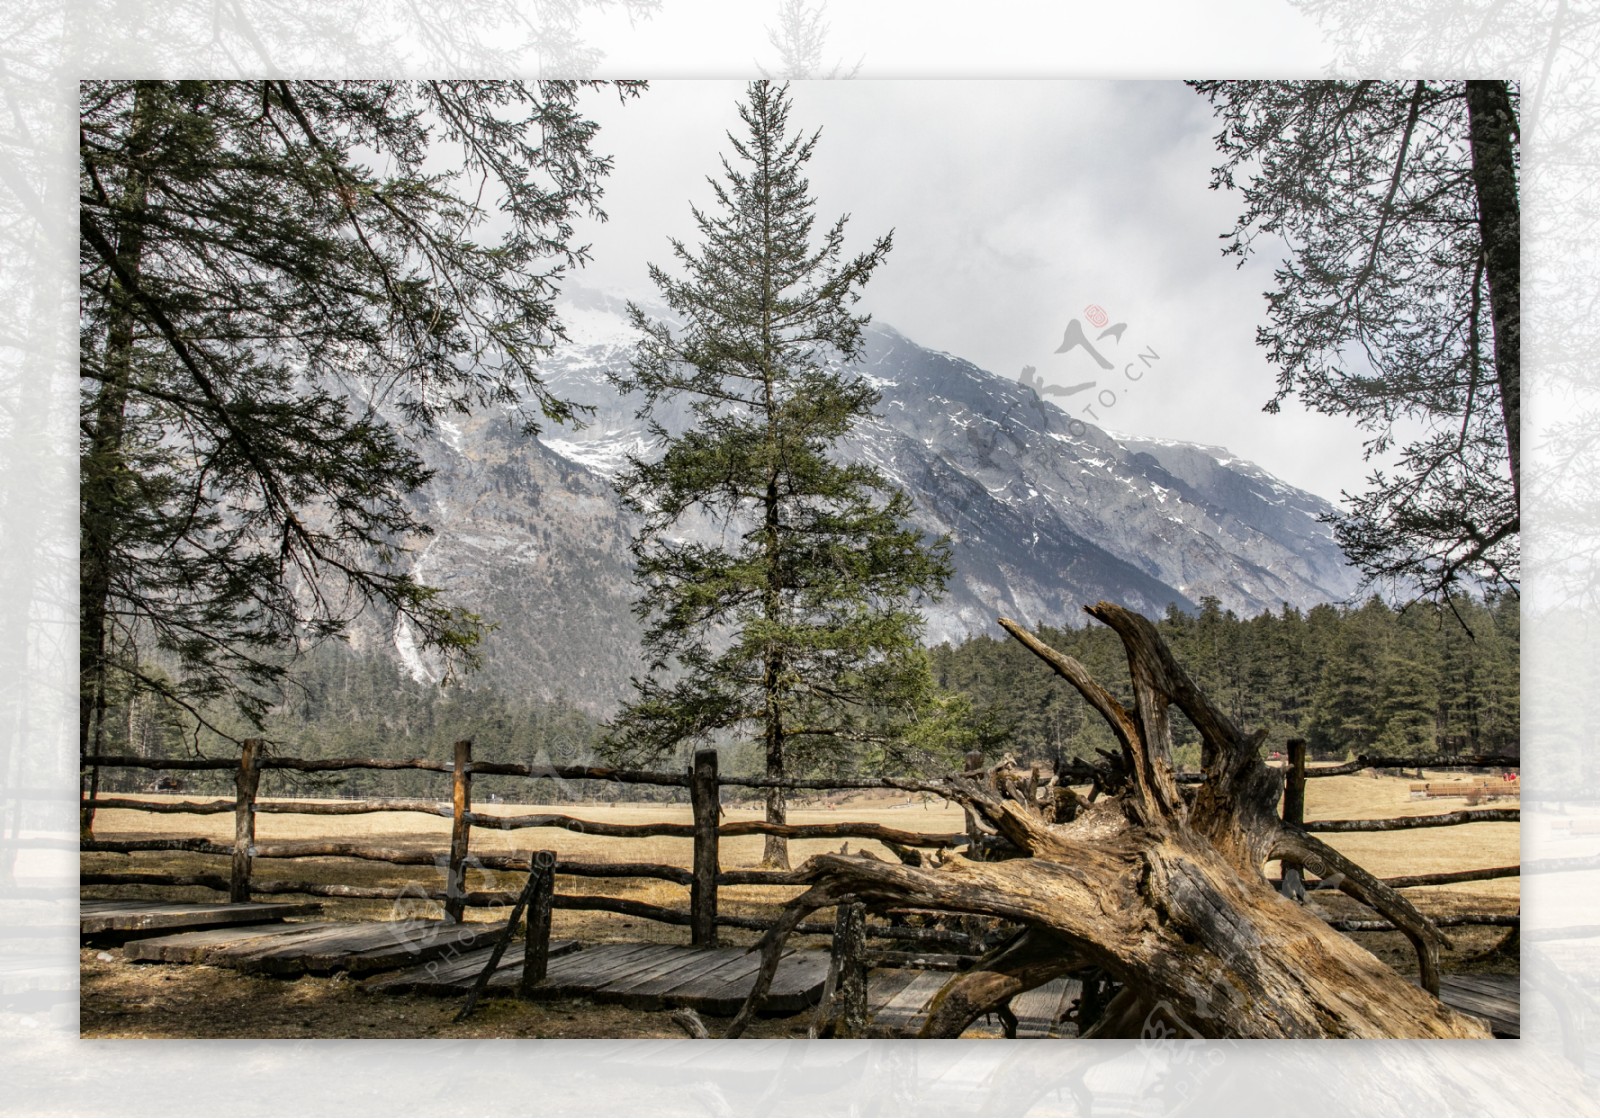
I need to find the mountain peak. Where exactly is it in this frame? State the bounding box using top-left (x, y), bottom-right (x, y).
top-left (433, 287), bottom-right (1367, 703)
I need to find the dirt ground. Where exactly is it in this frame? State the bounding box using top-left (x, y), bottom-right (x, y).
top-left (79, 770), bottom-right (1519, 1038)
top-left (77, 948), bottom-right (841, 1040)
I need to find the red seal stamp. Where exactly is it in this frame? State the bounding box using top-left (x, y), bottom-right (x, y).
top-left (1085, 304), bottom-right (1109, 329)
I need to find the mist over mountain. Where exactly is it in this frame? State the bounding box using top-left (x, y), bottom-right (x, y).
top-left (383, 288), bottom-right (1360, 712)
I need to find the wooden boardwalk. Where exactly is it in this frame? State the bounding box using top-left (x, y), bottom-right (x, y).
top-left (122, 918), bottom-right (507, 977)
top-left (866, 969), bottom-right (1080, 1038)
top-left (361, 939), bottom-right (581, 995)
top-left (81, 900), bottom-right (322, 937)
top-left (1437, 974), bottom-right (1520, 1037)
top-left (84, 901), bottom-right (1518, 1035)
top-left (371, 941), bottom-right (831, 1017)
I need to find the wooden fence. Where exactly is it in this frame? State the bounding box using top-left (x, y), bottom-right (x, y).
top-left (80, 739), bottom-right (1522, 961)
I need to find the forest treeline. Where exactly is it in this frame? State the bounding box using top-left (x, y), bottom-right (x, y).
top-left (98, 592), bottom-right (1516, 799)
top-left (96, 644), bottom-right (622, 801)
top-left (933, 593), bottom-right (1519, 772)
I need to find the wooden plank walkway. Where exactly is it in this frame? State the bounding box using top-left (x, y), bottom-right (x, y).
top-left (1011, 974), bottom-right (1083, 1037)
top-left (86, 896), bottom-right (1515, 1037)
top-left (1438, 974), bottom-right (1520, 1037)
top-left (123, 918), bottom-right (506, 977)
top-left (361, 939), bottom-right (582, 996)
top-left (81, 900), bottom-right (322, 937)
top-left (865, 969), bottom-right (1079, 1038)
top-left (369, 941), bottom-right (831, 1017)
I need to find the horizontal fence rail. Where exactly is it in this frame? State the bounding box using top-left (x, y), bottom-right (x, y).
top-left (81, 737), bottom-right (1526, 967)
top-left (83, 752), bottom-right (690, 784)
top-left (1304, 808), bottom-right (1520, 832)
top-left (1305, 753), bottom-right (1520, 778)
top-left (1328, 914), bottom-right (1520, 932)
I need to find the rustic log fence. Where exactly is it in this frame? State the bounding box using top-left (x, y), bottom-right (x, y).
top-left (81, 743), bottom-right (979, 952)
top-left (80, 740), bottom-right (1522, 966)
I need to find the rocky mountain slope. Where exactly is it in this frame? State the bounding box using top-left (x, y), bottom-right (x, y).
top-left (388, 287), bottom-right (1360, 710)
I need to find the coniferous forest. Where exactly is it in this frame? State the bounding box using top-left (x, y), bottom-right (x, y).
top-left (98, 589), bottom-right (1517, 800)
top-left (932, 593), bottom-right (1518, 773)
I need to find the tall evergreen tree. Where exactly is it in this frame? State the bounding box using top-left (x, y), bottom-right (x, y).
top-left (1308, 597), bottom-right (1388, 758)
top-left (1375, 607), bottom-right (1442, 756)
top-left (78, 80), bottom-right (642, 787)
top-left (1192, 81), bottom-right (1519, 600)
top-left (605, 81), bottom-right (952, 867)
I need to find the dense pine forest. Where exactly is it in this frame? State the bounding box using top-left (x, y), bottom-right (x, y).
top-left (97, 591), bottom-right (1517, 799)
top-left (933, 594), bottom-right (1519, 772)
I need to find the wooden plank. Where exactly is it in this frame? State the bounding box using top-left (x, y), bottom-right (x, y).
top-left (603, 947), bottom-right (747, 1010)
top-left (533, 944), bottom-right (685, 999)
top-left (1011, 976), bottom-right (1075, 1038)
top-left (488, 941), bottom-right (584, 992)
top-left (534, 943), bottom-right (653, 993)
top-left (462, 942), bottom-right (637, 1000)
top-left (867, 970), bottom-right (948, 1036)
top-left (122, 919), bottom-right (509, 976)
top-left (674, 948), bottom-right (829, 1017)
top-left (878, 970), bottom-right (947, 1017)
top-left (865, 968), bottom-right (921, 1015)
top-left (362, 940), bottom-right (580, 996)
top-left (658, 946), bottom-right (792, 1003)
top-left (762, 951), bottom-right (834, 1015)
top-left (123, 920), bottom-right (347, 964)
top-left (1440, 987), bottom-right (1519, 1020)
top-left (589, 944), bottom-right (699, 991)
top-left (684, 947), bottom-right (800, 1018)
top-left (216, 923), bottom-right (399, 974)
top-left (255, 920), bottom-right (510, 977)
top-left (1049, 977), bottom-right (1084, 1038)
top-left (568, 943), bottom-right (687, 990)
top-left (365, 940), bottom-right (828, 1018)
top-left (1442, 973), bottom-right (1519, 997)
top-left (1438, 977), bottom-right (1519, 1037)
top-left (81, 900), bottom-right (321, 935)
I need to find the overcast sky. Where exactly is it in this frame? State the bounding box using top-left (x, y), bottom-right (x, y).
top-left (569, 80), bottom-right (1405, 506)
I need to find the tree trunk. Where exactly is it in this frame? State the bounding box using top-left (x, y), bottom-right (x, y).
top-left (762, 731), bottom-right (789, 869)
top-left (1464, 79), bottom-right (1521, 506)
top-left (761, 470), bottom-right (788, 869)
top-left (727, 603), bottom-right (1492, 1039)
top-left (81, 80), bottom-right (157, 837)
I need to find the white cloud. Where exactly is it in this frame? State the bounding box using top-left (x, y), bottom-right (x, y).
top-left (572, 78), bottom-right (1409, 505)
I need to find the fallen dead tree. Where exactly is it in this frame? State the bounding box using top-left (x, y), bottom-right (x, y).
top-left (727, 602), bottom-right (1492, 1039)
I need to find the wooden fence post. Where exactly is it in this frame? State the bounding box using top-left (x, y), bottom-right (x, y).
top-left (230, 738), bottom-right (261, 903)
top-left (1280, 738), bottom-right (1307, 901)
top-left (812, 900), bottom-right (868, 1038)
top-left (690, 748), bottom-right (719, 947)
top-left (445, 739), bottom-right (472, 923)
top-left (520, 850), bottom-right (556, 998)
top-left (455, 848), bottom-right (553, 1024)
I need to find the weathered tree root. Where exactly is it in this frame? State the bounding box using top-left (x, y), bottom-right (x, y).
top-left (725, 603), bottom-right (1491, 1039)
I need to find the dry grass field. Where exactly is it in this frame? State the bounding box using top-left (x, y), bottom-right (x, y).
top-left (79, 767), bottom-right (1519, 1038)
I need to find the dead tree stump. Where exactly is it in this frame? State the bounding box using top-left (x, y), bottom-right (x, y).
top-left (726, 602), bottom-right (1491, 1040)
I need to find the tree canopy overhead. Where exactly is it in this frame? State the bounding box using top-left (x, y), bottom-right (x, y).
top-left (78, 79), bottom-right (643, 762)
top-left (604, 80), bottom-right (954, 867)
top-left (1191, 80), bottom-right (1520, 602)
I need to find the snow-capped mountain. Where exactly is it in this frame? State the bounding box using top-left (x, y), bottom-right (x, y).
top-left (394, 287), bottom-right (1360, 708)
